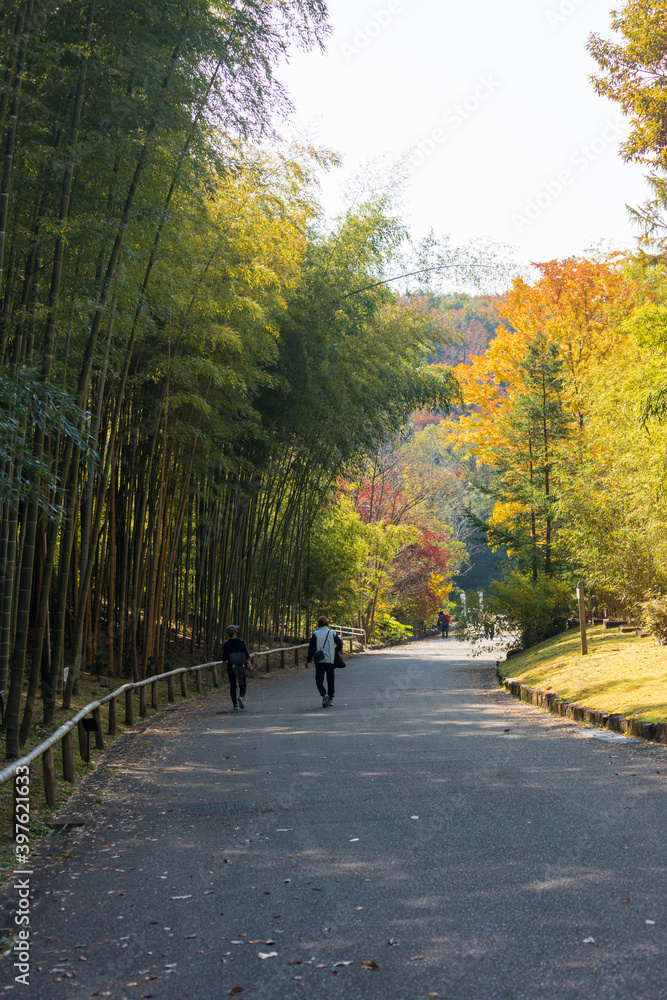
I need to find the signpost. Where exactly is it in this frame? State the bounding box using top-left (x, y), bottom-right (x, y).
top-left (577, 580), bottom-right (588, 656)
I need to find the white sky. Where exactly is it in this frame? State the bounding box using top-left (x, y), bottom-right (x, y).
top-left (277, 0), bottom-right (649, 271)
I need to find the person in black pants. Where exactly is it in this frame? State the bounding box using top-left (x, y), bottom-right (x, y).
top-left (222, 624), bottom-right (252, 710)
top-left (306, 615), bottom-right (344, 707)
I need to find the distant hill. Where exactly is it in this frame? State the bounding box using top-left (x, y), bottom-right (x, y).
top-left (411, 292), bottom-right (511, 429)
top-left (429, 292), bottom-right (511, 366)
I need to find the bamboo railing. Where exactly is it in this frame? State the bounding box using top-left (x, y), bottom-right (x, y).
top-left (0, 642), bottom-right (314, 810)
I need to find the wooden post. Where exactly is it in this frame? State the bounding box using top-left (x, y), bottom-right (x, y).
top-left (195, 668), bottom-right (202, 693)
top-left (294, 647), bottom-right (299, 666)
top-left (139, 684), bottom-right (147, 717)
top-left (577, 580), bottom-right (588, 656)
top-left (167, 674), bottom-right (175, 702)
top-left (180, 671), bottom-right (188, 698)
top-left (62, 732), bottom-right (74, 782)
top-left (125, 688), bottom-right (134, 724)
top-left (92, 707), bottom-right (104, 749)
top-left (42, 748), bottom-right (56, 807)
top-left (348, 636), bottom-right (353, 654)
top-left (280, 650), bottom-right (285, 669)
top-left (151, 678), bottom-right (158, 710)
top-left (108, 696), bottom-right (117, 736)
top-left (211, 664), bottom-right (219, 688)
top-left (77, 720), bottom-right (87, 761)
top-left (265, 652), bottom-right (271, 673)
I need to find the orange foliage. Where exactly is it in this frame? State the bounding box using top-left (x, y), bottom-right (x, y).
top-left (450, 257), bottom-right (639, 462)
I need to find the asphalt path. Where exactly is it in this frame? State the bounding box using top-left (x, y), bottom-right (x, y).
top-left (3, 638), bottom-right (667, 999)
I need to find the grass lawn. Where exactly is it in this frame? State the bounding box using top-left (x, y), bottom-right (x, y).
top-left (502, 625), bottom-right (667, 723)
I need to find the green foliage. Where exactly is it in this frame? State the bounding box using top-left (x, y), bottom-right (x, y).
top-left (0, 369), bottom-right (93, 517)
top-left (638, 593), bottom-right (667, 645)
top-left (589, 2), bottom-right (667, 171)
top-left (456, 571), bottom-right (575, 652)
top-left (373, 612), bottom-right (413, 645)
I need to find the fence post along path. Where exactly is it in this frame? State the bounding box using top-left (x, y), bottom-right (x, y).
top-left (0, 634), bottom-right (348, 817)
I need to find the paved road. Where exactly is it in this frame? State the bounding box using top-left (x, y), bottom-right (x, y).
top-left (3, 639), bottom-right (667, 999)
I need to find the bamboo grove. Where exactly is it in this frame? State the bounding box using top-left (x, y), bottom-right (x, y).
top-left (0, 0), bottom-right (463, 758)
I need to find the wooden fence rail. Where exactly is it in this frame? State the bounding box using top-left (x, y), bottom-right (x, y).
top-left (0, 642), bottom-right (314, 810)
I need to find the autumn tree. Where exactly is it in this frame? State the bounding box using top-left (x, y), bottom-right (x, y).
top-left (589, 1), bottom-right (667, 171)
top-left (447, 256), bottom-right (637, 621)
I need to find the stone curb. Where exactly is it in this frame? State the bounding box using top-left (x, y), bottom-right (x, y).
top-left (495, 662), bottom-right (667, 746)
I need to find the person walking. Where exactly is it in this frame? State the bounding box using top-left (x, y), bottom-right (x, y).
top-left (306, 615), bottom-right (344, 708)
top-left (437, 609), bottom-right (446, 638)
top-left (222, 624), bottom-right (252, 710)
top-left (443, 611), bottom-right (450, 638)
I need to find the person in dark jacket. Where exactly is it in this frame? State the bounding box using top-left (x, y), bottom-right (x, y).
top-left (306, 615), bottom-right (343, 707)
top-left (222, 624), bottom-right (252, 710)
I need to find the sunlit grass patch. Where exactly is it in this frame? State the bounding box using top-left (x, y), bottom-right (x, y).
top-left (503, 625), bottom-right (667, 722)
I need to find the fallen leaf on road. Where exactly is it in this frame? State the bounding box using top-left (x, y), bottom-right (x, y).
top-left (646, 920), bottom-right (656, 925)
top-left (349, 838), bottom-right (359, 842)
top-left (334, 961), bottom-right (352, 967)
top-left (315, 964), bottom-right (325, 968)
top-left (265, 940), bottom-right (275, 945)
top-left (361, 960), bottom-right (379, 970)
top-left (411, 815), bottom-right (419, 820)
top-left (583, 937), bottom-right (595, 944)
top-left (249, 940), bottom-right (262, 944)
top-left (258, 952), bottom-right (278, 960)
top-left (229, 988), bottom-right (243, 995)
top-left (387, 938), bottom-right (398, 946)
top-left (410, 955), bottom-right (424, 961)
top-left (622, 899), bottom-right (631, 903)
top-left (503, 729), bottom-right (510, 733)
top-left (170, 895), bottom-right (192, 900)
top-left (287, 961), bottom-right (302, 965)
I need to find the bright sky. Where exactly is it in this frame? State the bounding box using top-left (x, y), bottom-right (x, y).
top-left (278, 0), bottom-right (649, 270)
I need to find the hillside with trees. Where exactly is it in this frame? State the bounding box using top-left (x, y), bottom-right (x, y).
top-left (5, 0), bottom-right (667, 761)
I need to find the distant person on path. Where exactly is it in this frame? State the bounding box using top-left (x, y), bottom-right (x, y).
top-left (306, 615), bottom-right (344, 708)
top-left (437, 610), bottom-right (450, 638)
top-left (222, 624), bottom-right (252, 710)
